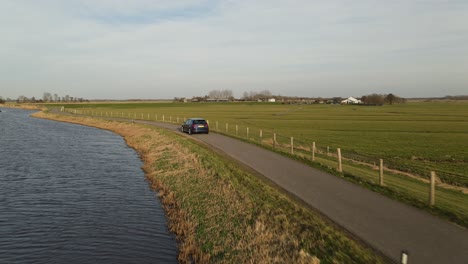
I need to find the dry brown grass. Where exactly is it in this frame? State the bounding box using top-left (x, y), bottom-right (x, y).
top-left (32, 111), bottom-right (383, 264)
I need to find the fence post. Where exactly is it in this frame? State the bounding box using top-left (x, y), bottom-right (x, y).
top-left (148, 113), bottom-right (150, 120)
top-left (247, 127), bottom-right (249, 139)
top-left (327, 146), bottom-right (330, 156)
top-left (273, 133), bottom-right (276, 148)
top-left (260, 130), bottom-right (263, 144)
top-left (236, 125), bottom-right (238, 136)
top-left (216, 121), bottom-right (219, 131)
top-left (401, 251), bottom-right (409, 264)
top-left (163, 115), bottom-right (165, 121)
top-left (379, 159), bottom-right (384, 186)
top-left (226, 123), bottom-right (229, 133)
top-left (337, 148), bottom-right (343, 172)
top-left (177, 117), bottom-right (179, 123)
top-left (312, 142), bottom-right (316, 161)
top-left (430, 171), bottom-right (436, 206)
top-left (290, 137), bottom-right (294, 154)
top-left (170, 116), bottom-right (172, 122)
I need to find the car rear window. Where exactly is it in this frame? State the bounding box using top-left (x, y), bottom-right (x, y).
top-left (193, 120), bottom-right (207, 124)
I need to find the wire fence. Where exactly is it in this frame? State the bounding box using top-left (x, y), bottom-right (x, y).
top-left (63, 108), bottom-right (468, 222)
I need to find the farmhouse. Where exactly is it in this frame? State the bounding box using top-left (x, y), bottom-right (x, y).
top-left (341, 97), bottom-right (362, 104)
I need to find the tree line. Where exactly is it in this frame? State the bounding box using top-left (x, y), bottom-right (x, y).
top-left (361, 93), bottom-right (406, 105)
top-left (0, 92), bottom-right (89, 104)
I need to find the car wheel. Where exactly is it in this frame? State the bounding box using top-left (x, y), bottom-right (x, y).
top-left (188, 128), bottom-right (192, 135)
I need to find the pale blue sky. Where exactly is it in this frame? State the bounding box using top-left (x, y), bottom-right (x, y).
top-left (1, 0), bottom-right (467, 100)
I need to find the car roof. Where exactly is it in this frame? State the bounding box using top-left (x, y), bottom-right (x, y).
top-left (188, 118), bottom-right (206, 120)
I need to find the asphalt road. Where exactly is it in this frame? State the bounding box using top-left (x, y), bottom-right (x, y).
top-left (135, 119), bottom-right (468, 264)
top-left (55, 112), bottom-right (468, 263)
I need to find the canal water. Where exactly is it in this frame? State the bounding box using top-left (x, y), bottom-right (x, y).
top-left (0, 109), bottom-right (177, 263)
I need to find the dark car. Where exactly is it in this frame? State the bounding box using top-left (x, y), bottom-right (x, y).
top-left (181, 118), bottom-right (209, 135)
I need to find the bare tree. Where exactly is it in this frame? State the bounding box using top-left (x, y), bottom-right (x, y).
top-left (361, 94), bottom-right (385, 105)
top-left (208, 89), bottom-right (233, 99)
top-left (43, 92), bottom-right (52, 102)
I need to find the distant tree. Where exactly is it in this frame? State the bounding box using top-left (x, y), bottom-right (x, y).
top-left (242, 90), bottom-right (273, 100)
top-left (54, 93), bottom-right (59, 102)
top-left (0, 96), bottom-right (5, 104)
top-left (208, 89), bottom-right (233, 100)
top-left (385, 93), bottom-right (406, 104)
top-left (361, 94), bottom-right (385, 105)
top-left (17, 95), bottom-right (29, 103)
top-left (31, 97), bottom-right (36, 103)
top-left (43, 92), bottom-right (52, 102)
top-left (385, 93), bottom-right (396, 105)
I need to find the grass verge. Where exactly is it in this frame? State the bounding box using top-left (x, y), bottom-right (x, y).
top-left (33, 111), bottom-right (386, 263)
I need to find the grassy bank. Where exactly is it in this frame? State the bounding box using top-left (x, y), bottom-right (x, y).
top-left (33, 111), bottom-right (385, 263)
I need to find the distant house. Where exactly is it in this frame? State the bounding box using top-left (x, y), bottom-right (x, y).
top-left (341, 97), bottom-right (362, 104)
top-left (268, 98), bottom-right (276, 102)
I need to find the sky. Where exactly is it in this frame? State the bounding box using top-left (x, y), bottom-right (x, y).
top-left (1, 0), bottom-right (467, 100)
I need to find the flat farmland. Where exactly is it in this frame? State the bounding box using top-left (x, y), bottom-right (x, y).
top-left (59, 101), bottom-right (468, 186)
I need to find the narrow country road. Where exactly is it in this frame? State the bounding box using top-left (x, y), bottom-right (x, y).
top-left (55, 112), bottom-right (468, 263)
top-left (136, 119), bottom-right (468, 264)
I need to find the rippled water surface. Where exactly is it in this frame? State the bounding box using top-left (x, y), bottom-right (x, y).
top-left (0, 109), bottom-right (177, 263)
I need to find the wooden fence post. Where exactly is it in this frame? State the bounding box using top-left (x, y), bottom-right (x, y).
top-left (236, 125), bottom-right (238, 136)
top-left (226, 123), bottom-right (229, 132)
top-left (247, 127), bottom-right (249, 139)
top-left (337, 148), bottom-right (343, 172)
top-left (216, 121), bottom-right (218, 131)
top-left (379, 159), bottom-right (384, 186)
top-left (401, 251), bottom-right (409, 264)
top-left (327, 146), bottom-right (330, 156)
top-left (163, 115), bottom-right (165, 121)
top-left (273, 133), bottom-right (276, 148)
top-left (260, 130), bottom-right (263, 144)
top-left (148, 113), bottom-right (150, 120)
top-left (312, 142), bottom-right (316, 161)
top-left (430, 171), bottom-right (436, 206)
top-left (290, 137), bottom-right (294, 154)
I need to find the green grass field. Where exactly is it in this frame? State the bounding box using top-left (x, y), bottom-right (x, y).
top-left (55, 101), bottom-right (467, 185)
top-left (50, 101), bottom-right (468, 226)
